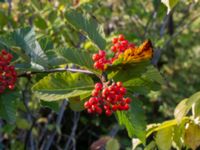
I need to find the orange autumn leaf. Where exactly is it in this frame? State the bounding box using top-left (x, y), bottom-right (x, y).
top-left (118, 40), bottom-right (153, 64)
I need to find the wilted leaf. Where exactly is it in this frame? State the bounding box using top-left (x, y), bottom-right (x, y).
top-left (184, 122), bottom-right (200, 150)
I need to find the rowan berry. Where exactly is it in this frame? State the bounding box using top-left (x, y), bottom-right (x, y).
top-left (0, 49), bottom-right (17, 94)
top-left (118, 34), bottom-right (125, 41)
top-left (84, 81), bottom-right (131, 116)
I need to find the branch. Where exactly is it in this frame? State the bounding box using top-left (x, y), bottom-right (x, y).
top-left (18, 68), bottom-right (94, 77)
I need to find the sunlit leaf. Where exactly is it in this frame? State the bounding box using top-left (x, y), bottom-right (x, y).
top-left (155, 126), bottom-right (173, 150)
top-left (174, 91), bottom-right (200, 123)
top-left (32, 72), bottom-right (93, 101)
top-left (161, 0), bottom-right (179, 14)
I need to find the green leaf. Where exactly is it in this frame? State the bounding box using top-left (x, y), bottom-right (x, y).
top-left (45, 50), bottom-right (67, 67)
top-left (173, 123), bottom-right (185, 149)
top-left (0, 27), bottom-right (48, 69)
top-left (56, 47), bottom-right (97, 73)
top-left (69, 93), bottom-right (90, 111)
top-left (155, 126), bottom-right (173, 150)
top-left (116, 100), bottom-right (146, 143)
top-left (105, 138), bottom-right (120, 150)
top-left (34, 16), bottom-right (48, 30)
top-left (32, 72), bottom-right (93, 101)
top-left (144, 141), bottom-right (156, 150)
top-left (161, 0), bottom-right (179, 14)
top-left (40, 101), bottom-right (60, 112)
top-left (108, 63), bottom-right (163, 94)
top-left (38, 37), bottom-right (53, 51)
top-left (0, 92), bottom-right (18, 123)
top-left (16, 118), bottom-right (30, 129)
top-left (65, 10), bottom-right (106, 49)
top-left (193, 100), bottom-right (200, 118)
top-left (146, 119), bottom-right (177, 137)
top-left (174, 91), bottom-right (200, 123)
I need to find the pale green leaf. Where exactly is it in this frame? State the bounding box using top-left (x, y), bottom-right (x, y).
top-left (147, 119), bottom-right (177, 137)
top-left (161, 0), bottom-right (179, 14)
top-left (32, 72), bottom-right (93, 101)
top-left (155, 126), bottom-right (173, 150)
top-left (105, 138), bottom-right (120, 150)
top-left (174, 91), bottom-right (200, 123)
top-left (193, 100), bottom-right (200, 118)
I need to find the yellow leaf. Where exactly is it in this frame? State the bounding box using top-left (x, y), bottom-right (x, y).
top-left (184, 122), bottom-right (200, 150)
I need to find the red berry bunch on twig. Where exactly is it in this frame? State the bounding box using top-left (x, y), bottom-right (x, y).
top-left (92, 50), bottom-right (111, 71)
top-left (0, 50), bottom-right (17, 93)
top-left (92, 34), bottom-right (135, 71)
top-left (84, 82), bottom-right (131, 116)
top-left (110, 34), bottom-right (135, 61)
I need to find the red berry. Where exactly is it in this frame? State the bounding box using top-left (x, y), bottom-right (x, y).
top-left (118, 34), bottom-right (125, 41)
top-left (99, 50), bottom-right (106, 57)
top-left (112, 105), bottom-right (118, 111)
top-left (111, 46), bottom-right (117, 53)
top-left (121, 40), bottom-right (128, 46)
top-left (120, 87), bottom-right (126, 94)
top-left (105, 109), bottom-right (112, 116)
top-left (116, 81), bottom-right (123, 87)
top-left (91, 89), bottom-right (99, 96)
top-left (95, 83), bottom-right (103, 91)
top-left (92, 53), bottom-right (100, 61)
top-left (112, 37), bottom-right (118, 44)
top-left (123, 104), bottom-right (130, 110)
top-left (84, 101), bottom-right (90, 108)
top-left (0, 49), bottom-right (17, 94)
top-left (125, 97), bottom-right (131, 104)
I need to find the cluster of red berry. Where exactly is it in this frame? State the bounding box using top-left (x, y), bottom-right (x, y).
top-left (92, 34), bottom-right (135, 71)
top-left (111, 34), bottom-right (135, 60)
top-left (92, 50), bottom-right (111, 71)
top-left (0, 50), bottom-right (17, 93)
top-left (84, 82), bottom-right (131, 116)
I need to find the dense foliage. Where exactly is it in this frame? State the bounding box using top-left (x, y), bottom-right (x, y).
top-left (0, 0), bottom-right (200, 150)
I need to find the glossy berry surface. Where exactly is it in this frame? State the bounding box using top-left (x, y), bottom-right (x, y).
top-left (84, 82), bottom-right (131, 116)
top-left (0, 50), bottom-right (17, 94)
